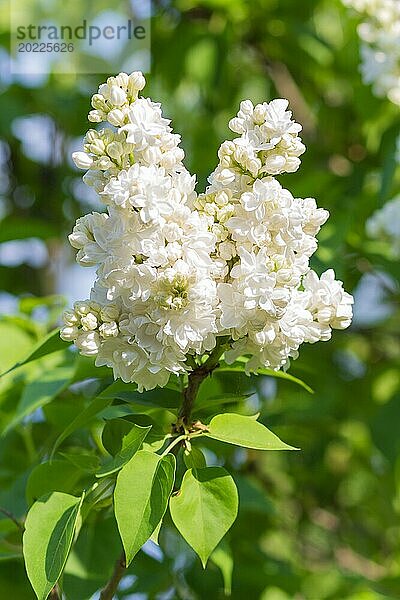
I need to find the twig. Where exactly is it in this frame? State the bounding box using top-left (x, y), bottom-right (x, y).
top-left (160, 434), bottom-right (188, 457)
top-left (100, 551), bottom-right (126, 600)
top-left (178, 338), bottom-right (229, 426)
top-left (0, 507), bottom-right (24, 532)
top-left (49, 584), bottom-right (61, 600)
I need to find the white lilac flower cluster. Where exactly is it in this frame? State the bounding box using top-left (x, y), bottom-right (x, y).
top-left (342, 0), bottom-right (400, 105)
top-left (366, 195), bottom-right (400, 257)
top-left (61, 71), bottom-right (353, 391)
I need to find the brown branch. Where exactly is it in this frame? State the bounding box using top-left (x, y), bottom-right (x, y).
top-left (49, 584), bottom-right (61, 600)
top-left (178, 338), bottom-right (229, 426)
top-left (100, 552), bottom-right (126, 600)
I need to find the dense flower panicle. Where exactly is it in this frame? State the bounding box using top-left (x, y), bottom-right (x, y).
top-left (207, 99), bottom-right (306, 195)
top-left (62, 71), bottom-right (353, 390)
top-left (343, 0), bottom-right (400, 105)
top-left (366, 195), bottom-right (400, 257)
top-left (72, 74), bottom-right (185, 195)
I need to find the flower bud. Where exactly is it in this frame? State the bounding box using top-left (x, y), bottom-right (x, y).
top-left (228, 117), bottom-right (244, 133)
top-left (239, 100), bottom-right (253, 115)
top-left (88, 110), bottom-right (104, 123)
top-left (91, 94), bottom-right (107, 111)
top-left (128, 71), bottom-right (146, 95)
top-left (220, 141), bottom-right (235, 155)
top-left (89, 300), bottom-right (101, 313)
top-left (219, 240), bottom-right (236, 260)
top-left (109, 85), bottom-right (127, 107)
top-left (89, 139), bottom-right (106, 156)
top-left (263, 154), bottom-right (286, 174)
top-left (75, 331), bottom-right (101, 356)
top-left (247, 158), bottom-right (261, 177)
top-left (284, 156), bottom-right (301, 173)
top-left (253, 103), bottom-right (267, 124)
top-left (99, 321), bottom-right (119, 338)
top-left (60, 325), bottom-right (79, 341)
top-left (115, 72), bottom-right (129, 88)
top-left (85, 129), bottom-right (99, 143)
top-left (141, 146), bottom-right (161, 165)
top-left (102, 129), bottom-right (115, 144)
top-left (220, 155), bottom-right (232, 168)
top-left (107, 109), bottom-right (126, 127)
top-left (106, 141), bottom-right (124, 160)
top-left (80, 312), bottom-right (98, 331)
top-left (215, 191), bottom-right (228, 207)
top-left (72, 152), bottom-right (93, 169)
top-left (215, 168), bottom-right (236, 185)
top-left (63, 309), bottom-right (79, 326)
top-left (74, 300), bottom-right (91, 316)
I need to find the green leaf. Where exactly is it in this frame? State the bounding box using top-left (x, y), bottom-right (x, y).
top-left (102, 418), bottom-right (138, 455)
top-left (23, 492), bottom-right (83, 600)
top-left (96, 424), bottom-right (152, 478)
top-left (149, 520), bottom-right (162, 545)
top-left (4, 363), bottom-right (74, 434)
top-left (71, 354), bottom-right (113, 384)
top-left (114, 451), bottom-right (175, 565)
top-left (218, 361), bottom-right (314, 393)
top-left (170, 467), bottom-right (238, 567)
top-left (0, 329), bottom-right (67, 378)
top-left (102, 416), bottom-right (167, 456)
top-left (83, 479), bottom-right (115, 515)
top-left (194, 393), bottom-right (252, 413)
top-left (59, 452), bottom-right (100, 474)
top-left (50, 396), bottom-right (113, 459)
top-left (379, 125), bottom-right (399, 202)
top-left (26, 460), bottom-right (83, 506)
top-left (205, 413), bottom-right (298, 451)
top-left (63, 516), bottom-right (121, 600)
top-left (0, 321), bottom-right (34, 377)
top-left (98, 382), bottom-right (182, 410)
top-left (184, 446), bottom-right (207, 469)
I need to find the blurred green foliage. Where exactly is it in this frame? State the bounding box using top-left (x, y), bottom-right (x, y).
top-left (0, 0), bottom-right (400, 598)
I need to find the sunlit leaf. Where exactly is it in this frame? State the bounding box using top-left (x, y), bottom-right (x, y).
top-left (96, 423), bottom-right (152, 477)
top-left (170, 467), bottom-right (238, 567)
top-left (183, 446), bottom-right (207, 469)
top-left (4, 363), bottom-right (74, 434)
top-left (23, 492), bottom-right (83, 600)
top-left (114, 451), bottom-right (175, 565)
top-left (1, 329), bottom-right (67, 378)
top-left (218, 361), bottom-right (314, 393)
top-left (26, 460), bottom-right (83, 506)
top-left (205, 413), bottom-right (298, 450)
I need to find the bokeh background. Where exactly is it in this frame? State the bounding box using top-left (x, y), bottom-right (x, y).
top-left (1, 0), bottom-right (400, 598)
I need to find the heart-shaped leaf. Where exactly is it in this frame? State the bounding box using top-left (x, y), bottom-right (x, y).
top-left (169, 467), bottom-right (238, 567)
